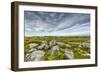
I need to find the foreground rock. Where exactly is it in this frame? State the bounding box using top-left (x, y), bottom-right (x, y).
top-left (50, 45), bottom-right (60, 55)
top-left (25, 53), bottom-right (31, 61)
top-left (64, 48), bottom-right (74, 59)
top-left (25, 40), bottom-right (90, 61)
top-left (30, 50), bottom-right (45, 61)
top-left (25, 50), bottom-right (45, 61)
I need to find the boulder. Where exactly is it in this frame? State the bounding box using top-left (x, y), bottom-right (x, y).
top-left (30, 50), bottom-right (45, 61)
top-left (50, 45), bottom-right (60, 55)
top-left (64, 48), bottom-right (74, 59)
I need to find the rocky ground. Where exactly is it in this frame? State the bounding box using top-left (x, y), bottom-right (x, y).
top-left (24, 40), bottom-right (90, 62)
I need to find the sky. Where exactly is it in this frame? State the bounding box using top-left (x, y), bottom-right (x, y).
top-left (24, 11), bottom-right (90, 36)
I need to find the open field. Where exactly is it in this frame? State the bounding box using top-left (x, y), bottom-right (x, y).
top-left (24, 36), bottom-right (90, 62)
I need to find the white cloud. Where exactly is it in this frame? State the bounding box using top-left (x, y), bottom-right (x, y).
top-left (24, 11), bottom-right (90, 36)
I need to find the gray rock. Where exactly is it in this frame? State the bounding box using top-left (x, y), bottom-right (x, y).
top-left (38, 44), bottom-right (45, 50)
top-left (25, 53), bottom-right (31, 61)
top-left (38, 43), bottom-right (49, 50)
top-left (50, 45), bottom-right (60, 55)
top-left (56, 42), bottom-right (65, 45)
top-left (78, 43), bottom-right (90, 48)
top-left (49, 40), bottom-right (57, 47)
top-left (29, 43), bottom-right (38, 49)
top-left (57, 42), bottom-right (71, 47)
top-left (30, 50), bottom-right (45, 61)
top-left (64, 48), bottom-right (74, 59)
top-left (44, 44), bottom-right (49, 50)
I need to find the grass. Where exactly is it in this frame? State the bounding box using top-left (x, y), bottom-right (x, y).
top-left (44, 51), bottom-right (67, 60)
top-left (25, 36), bottom-right (90, 44)
top-left (24, 36), bottom-right (90, 60)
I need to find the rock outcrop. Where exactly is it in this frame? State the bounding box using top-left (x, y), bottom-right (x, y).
top-left (25, 40), bottom-right (90, 61)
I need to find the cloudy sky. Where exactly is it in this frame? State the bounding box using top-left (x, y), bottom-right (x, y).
top-left (24, 11), bottom-right (90, 36)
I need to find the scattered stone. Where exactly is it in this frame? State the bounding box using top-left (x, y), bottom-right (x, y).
top-left (38, 44), bottom-right (45, 50)
top-left (30, 50), bottom-right (45, 61)
top-left (49, 40), bottom-right (57, 47)
top-left (38, 43), bottom-right (49, 50)
top-left (29, 43), bottom-right (38, 49)
top-left (44, 44), bottom-right (49, 50)
top-left (78, 43), bottom-right (90, 48)
top-left (57, 42), bottom-right (71, 47)
top-left (37, 41), bottom-right (49, 50)
top-left (50, 45), bottom-right (60, 55)
top-left (56, 42), bottom-right (65, 45)
top-left (64, 48), bottom-right (74, 59)
top-left (25, 40), bottom-right (89, 61)
top-left (25, 53), bottom-right (31, 61)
